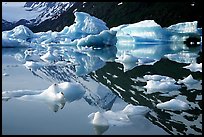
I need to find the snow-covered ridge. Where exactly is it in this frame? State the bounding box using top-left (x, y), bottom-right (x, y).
top-left (2, 2), bottom-right (75, 25)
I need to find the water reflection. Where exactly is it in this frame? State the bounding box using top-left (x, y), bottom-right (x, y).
top-left (90, 59), bottom-right (202, 135)
top-left (2, 42), bottom-right (202, 135)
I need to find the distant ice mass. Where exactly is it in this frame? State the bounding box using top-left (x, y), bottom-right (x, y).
top-left (2, 11), bottom-right (201, 49)
top-left (156, 99), bottom-right (190, 111)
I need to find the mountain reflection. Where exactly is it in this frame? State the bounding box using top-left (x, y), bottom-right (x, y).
top-left (90, 59), bottom-right (202, 135)
top-left (3, 42), bottom-right (202, 135)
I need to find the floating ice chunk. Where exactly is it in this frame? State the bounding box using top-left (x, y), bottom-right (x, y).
top-left (2, 25), bottom-right (34, 47)
top-left (11, 25), bottom-right (34, 40)
top-left (89, 104), bottom-right (149, 127)
top-left (156, 99), bottom-right (190, 111)
top-left (178, 74), bottom-right (198, 84)
top-left (89, 112), bottom-right (109, 135)
top-left (143, 75), bottom-right (176, 82)
top-left (92, 112), bottom-right (109, 126)
top-left (118, 2), bottom-right (123, 5)
top-left (57, 82), bottom-right (85, 102)
top-left (144, 80), bottom-right (181, 94)
top-left (177, 75), bottom-right (202, 90)
top-left (122, 104), bottom-right (150, 116)
top-left (183, 62), bottom-right (202, 72)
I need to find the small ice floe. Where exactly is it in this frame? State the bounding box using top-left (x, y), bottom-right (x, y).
top-left (89, 111), bottom-right (109, 135)
top-left (143, 74), bottom-right (176, 82)
top-left (156, 99), bottom-right (190, 111)
top-left (118, 2), bottom-right (123, 5)
top-left (144, 80), bottom-right (181, 94)
top-left (88, 104), bottom-right (150, 130)
top-left (3, 73), bottom-right (9, 76)
top-left (177, 74), bottom-right (202, 90)
top-left (183, 62), bottom-right (202, 72)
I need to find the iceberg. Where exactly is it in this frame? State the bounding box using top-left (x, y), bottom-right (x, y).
top-left (183, 62), bottom-right (202, 72)
top-left (3, 82), bottom-right (86, 112)
top-left (177, 74), bottom-right (202, 90)
top-left (88, 104), bottom-right (150, 127)
top-left (143, 74), bottom-right (176, 82)
top-left (2, 12), bottom-right (110, 48)
top-left (2, 11), bottom-right (201, 50)
top-left (144, 80), bottom-right (181, 94)
top-left (156, 99), bottom-right (190, 111)
top-left (113, 20), bottom-right (200, 46)
top-left (2, 11), bottom-right (202, 73)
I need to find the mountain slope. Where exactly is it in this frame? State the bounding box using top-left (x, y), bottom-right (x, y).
top-left (2, 2), bottom-right (75, 30)
top-left (31, 2), bottom-right (202, 33)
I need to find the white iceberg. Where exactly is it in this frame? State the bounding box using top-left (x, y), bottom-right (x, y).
top-left (143, 74), bottom-right (176, 82)
top-left (2, 12), bottom-right (110, 48)
top-left (113, 20), bottom-right (201, 46)
top-left (144, 80), bottom-right (181, 94)
top-left (183, 62), bottom-right (202, 72)
top-left (3, 82), bottom-right (86, 112)
top-left (177, 74), bottom-right (202, 90)
top-left (156, 99), bottom-right (190, 111)
top-left (88, 104), bottom-right (150, 127)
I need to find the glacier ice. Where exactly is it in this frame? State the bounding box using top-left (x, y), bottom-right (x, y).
top-left (2, 12), bottom-right (201, 49)
top-left (2, 11), bottom-right (202, 73)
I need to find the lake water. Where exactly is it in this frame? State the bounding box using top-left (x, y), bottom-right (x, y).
top-left (2, 43), bottom-right (202, 135)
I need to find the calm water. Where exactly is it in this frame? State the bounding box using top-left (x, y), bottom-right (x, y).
top-left (2, 44), bottom-right (202, 135)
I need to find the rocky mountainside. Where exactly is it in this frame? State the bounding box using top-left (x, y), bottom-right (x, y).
top-left (2, 2), bottom-right (202, 33)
